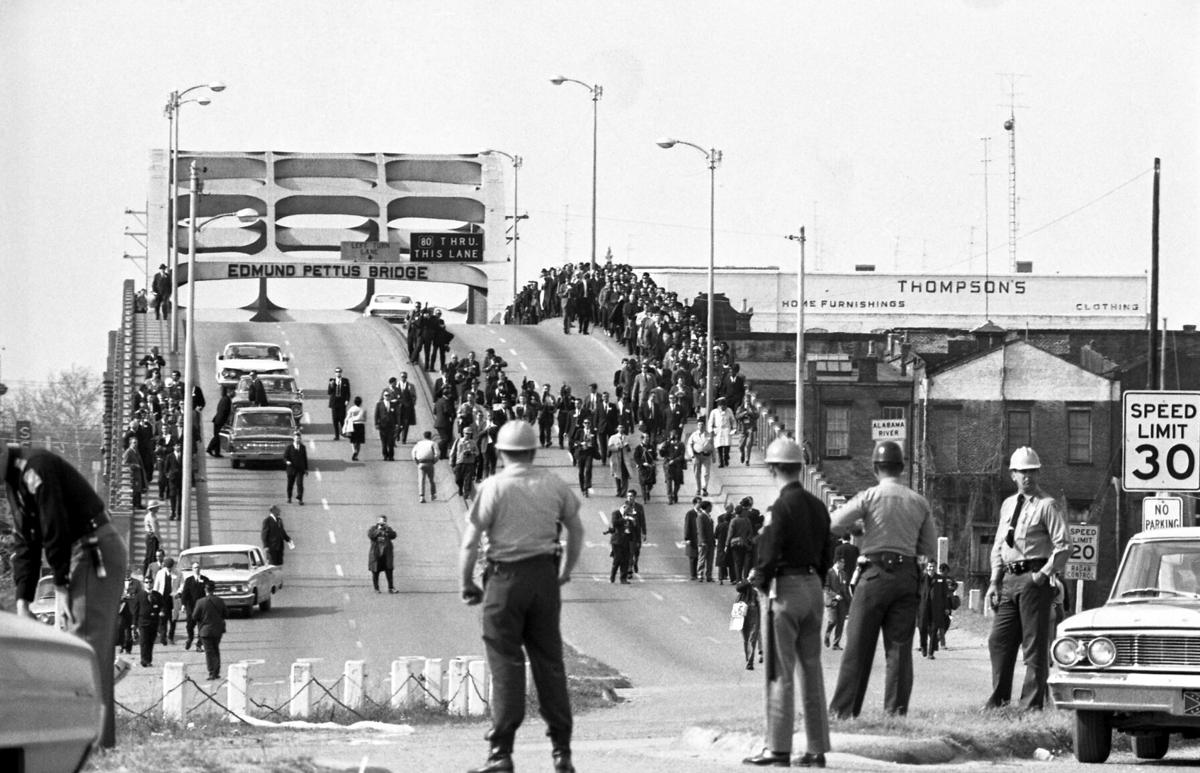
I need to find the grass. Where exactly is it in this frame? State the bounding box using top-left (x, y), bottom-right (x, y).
top-left (833, 705), bottom-right (1074, 760)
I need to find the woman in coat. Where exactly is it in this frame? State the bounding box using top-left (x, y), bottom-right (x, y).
top-left (367, 515), bottom-right (398, 593)
top-left (343, 396), bottom-right (368, 461)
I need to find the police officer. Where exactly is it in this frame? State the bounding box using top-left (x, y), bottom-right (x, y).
top-left (827, 440), bottom-right (938, 719)
top-left (458, 421), bottom-right (585, 773)
top-left (3, 443), bottom-right (129, 748)
top-left (743, 438), bottom-right (832, 768)
top-left (984, 446), bottom-right (1070, 711)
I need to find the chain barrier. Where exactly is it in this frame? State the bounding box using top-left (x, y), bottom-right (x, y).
top-left (182, 676), bottom-right (252, 725)
top-left (305, 675), bottom-right (368, 720)
top-left (114, 676), bottom-right (180, 719)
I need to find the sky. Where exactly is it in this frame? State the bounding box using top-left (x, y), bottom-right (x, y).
top-left (1, 0), bottom-right (1196, 386)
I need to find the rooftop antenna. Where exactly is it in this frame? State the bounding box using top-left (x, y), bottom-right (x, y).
top-left (1001, 73), bottom-right (1029, 272)
top-left (968, 224), bottom-right (976, 273)
top-left (980, 136), bottom-right (992, 320)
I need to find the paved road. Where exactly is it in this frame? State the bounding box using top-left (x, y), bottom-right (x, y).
top-left (117, 309), bottom-right (1034, 767)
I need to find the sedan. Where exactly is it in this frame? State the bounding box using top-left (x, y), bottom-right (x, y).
top-left (219, 406), bottom-right (298, 468)
top-left (215, 341), bottom-right (290, 387)
top-left (231, 374), bottom-right (304, 420)
top-left (364, 293), bottom-right (416, 322)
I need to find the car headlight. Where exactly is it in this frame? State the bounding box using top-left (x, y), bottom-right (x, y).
top-left (35, 612), bottom-right (54, 625)
top-left (1087, 637), bottom-right (1117, 668)
top-left (1052, 637), bottom-right (1084, 667)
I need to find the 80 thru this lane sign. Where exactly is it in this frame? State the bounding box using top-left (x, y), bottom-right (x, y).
top-left (1123, 391), bottom-right (1200, 492)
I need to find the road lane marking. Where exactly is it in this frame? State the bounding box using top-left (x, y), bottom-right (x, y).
top-left (328, 530), bottom-right (336, 544)
top-left (520, 362), bottom-right (528, 371)
top-left (307, 438), bottom-right (316, 452)
top-left (303, 412), bottom-right (312, 423)
top-left (509, 348), bottom-right (518, 355)
top-left (348, 619), bottom-right (356, 629)
top-left (705, 636), bottom-right (720, 644)
top-left (314, 469), bottom-right (322, 481)
top-left (343, 593), bottom-right (350, 602)
top-left (680, 615), bottom-right (693, 625)
top-left (335, 564), bottom-right (344, 577)
top-left (497, 336), bottom-right (505, 342)
top-left (356, 641), bottom-right (363, 649)
top-left (651, 592), bottom-right (664, 601)
top-left (293, 366), bottom-right (301, 377)
top-left (322, 498), bottom-right (330, 510)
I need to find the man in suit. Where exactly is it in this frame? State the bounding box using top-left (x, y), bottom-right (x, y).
top-left (824, 557), bottom-right (851, 650)
top-left (192, 582), bottom-right (228, 680)
top-left (394, 371), bottom-right (417, 444)
top-left (151, 264), bottom-right (172, 319)
top-left (261, 504), bottom-right (292, 566)
top-left (206, 385), bottom-right (231, 457)
top-left (247, 371), bottom-right (269, 407)
top-left (328, 367), bottom-right (351, 440)
top-left (164, 444), bottom-right (184, 521)
top-left (283, 432), bottom-right (308, 505)
top-left (375, 391), bottom-right (398, 461)
top-left (179, 560), bottom-right (210, 651)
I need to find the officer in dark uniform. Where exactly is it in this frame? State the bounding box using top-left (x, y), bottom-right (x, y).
top-left (827, 440), bottom-right (938, 719)
top-left (3, 443), bottom-right (129, 748)
top-left (742, 438), bottom-right (832, 768)
top-left (458, 421), bottom-right (584, 773)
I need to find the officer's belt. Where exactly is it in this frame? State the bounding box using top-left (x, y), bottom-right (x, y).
top-left (1005, 558), bottom-right (1048, 575)
top-left (486, 554), bottom-right (558, 571)
top-left (863, 551), bottom-right (914, 567)
top-left (777, 565), bottom-right (819, 576)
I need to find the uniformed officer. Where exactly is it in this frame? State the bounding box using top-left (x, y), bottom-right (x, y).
top-left (743, 438), bottom-right (832, 768)
top-left (984, 446), bottom-right (1070, 711)
top-left (3, 443), bottom-right (129, 748)
top-left (458, 421), bottom-right (584, 773)
top-left (827, 440), bottom-right (938, 719)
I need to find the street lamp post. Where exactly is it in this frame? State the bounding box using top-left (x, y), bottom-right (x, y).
top-left (656, 137), bottom-right (722, 423)
top-left (786, 227), bottom-right (806, 446)
top-left (481, 149), bottom-right (524, 304)
top-left (165, 81), bottom-right (225, 353)
top-left (179, 160), bottom-right (258, 549)
top-left (550, 76), bottom-right (602, 269)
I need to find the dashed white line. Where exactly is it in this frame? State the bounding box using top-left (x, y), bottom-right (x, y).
top-left (356, 641), bottom-right (363, 649)
top-left (705, 636), bottom-right (720, 645)
top-left (497, 336), bottom-right (505, 342)
top-left (307, 438), bottom-right (316, 452)
top-left (509, 348), bottom-right (518, 355)
top-left (680, 615), bottom-right (693, 625)
top-left (651, 592), bottom-right (664, 601)
top-left (335, 564), bottom-right (344, 577)
top-left (328, 530), bottom-right (337, 544)
top-left (292, 366), bottom-right (301, 377)
top-left (303, 412), bottom-right (312, 423)
top-left (520, 361), bottom-right (528, 371)
top-left (348, 619), bottom-right (357, 629)
top-left (342, 593), bottom-right (351, 602)
top-left (322, 498), bottom-right (330, 510)
top-left (314, 469), bottom-right (322, 481)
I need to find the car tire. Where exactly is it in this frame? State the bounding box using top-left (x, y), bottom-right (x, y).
top-left (231, 458), bottom-right (241, 469)
top-left (1132, 732), bottom-right (1169, 760)
top-left (1073, 710), bottom-right (1112, 763)
top-left (259, 594), bottom-right (272, 613)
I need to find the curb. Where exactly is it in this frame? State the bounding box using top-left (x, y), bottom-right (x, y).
top-left (679, 726), bottom-right (966, 765)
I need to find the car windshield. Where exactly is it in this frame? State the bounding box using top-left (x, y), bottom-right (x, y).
top-left (1111, 539), bottom-right (1200, 601)
top-left (191, 553), bottom-right (251, 571)
top-left (35, 577), bottom-right (56, 602)
top-left (375, 295), bottom-right (412, 304)
top-left (235, 412), bottom-right (295, 430)
top-left (260, 377), bottom-right (298, 394)
top-left (227, 345), bottom-right (283, 361)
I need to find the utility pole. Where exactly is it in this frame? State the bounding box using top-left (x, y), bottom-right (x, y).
top-left (980, 136), bottom-right (992, 320)
top-left (1149, 158), bottom-right (1161, 390)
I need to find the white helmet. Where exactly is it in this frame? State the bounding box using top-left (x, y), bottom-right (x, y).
top-left (1009, 446), bottom-right (1041, 471)
top-left (495, 421), bottom-right (538, 451)
top-left (764, 438), bottom-right (805, 464)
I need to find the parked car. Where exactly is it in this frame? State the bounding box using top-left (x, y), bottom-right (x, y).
top-left (215, 341), bottom-right (290, 387)
top-left (0, 610), bottom-right (103, 772)
top-left (1050, 527), bottom-right (1200, 763)
top-left (178, 544), bottom-right (282, 613)
top-left (231, 374), bottom-right (304, 420)
top-left (364, 292), bottom-right (415, 322)
top-left (219, 406), bottom-right (297, 468)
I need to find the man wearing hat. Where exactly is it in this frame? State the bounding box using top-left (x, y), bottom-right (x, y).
top-left (327, 367), bottom-right (352, 441)
top-left (261, 505), bottom-right (292, 566)
top-left (3, 442), bottom-right (129, 748)
top-left (983, 446), bottom-right (1070, 711)
top-left (151, 263), bottom-right (172, 320)
top-left (827, 440), bottom-right (938, 720)
top-left (283, 431), bottom-right (308, 505)
top-left (458, 420), bottom-right (584, 773)
top-left (706, 395), bottom-right (737, 468)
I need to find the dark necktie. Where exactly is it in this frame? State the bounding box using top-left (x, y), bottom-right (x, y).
top-left (1005, 495), bottom-right (1026, 548)
top-left (163, 573), bottom-right (172, 596)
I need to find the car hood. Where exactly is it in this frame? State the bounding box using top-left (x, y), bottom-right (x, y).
top-left (231, 426), bottom-right (293, 437)
top-left (219, 358), bottom-right (288, 372)
top-left (202, 568), bottom-right (258, 582)
top-left (1061, 600), bottom-right (1200, 633)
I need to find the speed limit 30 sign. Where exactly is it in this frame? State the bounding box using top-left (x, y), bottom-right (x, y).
top-left (1123, 391), bottom-right (1200, 492)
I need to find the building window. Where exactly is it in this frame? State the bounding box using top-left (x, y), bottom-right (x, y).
top-left (825, 405), bottom-right (850, 457)
top-left (1068, 409), bottom-right (1092, 464)
top-left (881, 406), bottom-right (905, 421)
top-left (972, 527), bottom-right (996, 575)
top-left (1007, 409), bottom-right (1031, 452)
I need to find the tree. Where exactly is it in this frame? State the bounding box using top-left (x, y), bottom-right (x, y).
top-left (3, 365), bottom-right (105, 474)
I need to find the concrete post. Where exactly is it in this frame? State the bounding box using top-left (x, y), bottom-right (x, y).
top-left (227, 662), bottom-right (250, 720)
top-left (969, 588), bottom-right (983, 613)
top-left (390, 657), bottom-right (424, 709)
top-left (936, 536), bottom-right (949, 567)
top-left (448, 657), bottom-right (469, 715)
top-left (290, 661), bottom-right (314, 719)
top-left (467, 658), bottom-right (489, 716)
top-left (343, 660), bottom-right (365, 711)
top-left (162, 662), bottom-right (187, 722)
top-left (423, 658), bottom-right (444, 708)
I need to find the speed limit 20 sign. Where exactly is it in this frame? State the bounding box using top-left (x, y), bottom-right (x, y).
top-left (1123, 391), bottom-right (1200, 492)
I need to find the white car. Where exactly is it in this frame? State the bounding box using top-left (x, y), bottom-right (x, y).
top-left (215, 341), bottom-right (290, 387)
top-left (364, 293), bottom-right (416, 322)
top-left (178, 544), bottom-right (283, 613)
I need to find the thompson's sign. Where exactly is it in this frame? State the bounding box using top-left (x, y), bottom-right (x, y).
top-left (779, 273), bottom-right (1145, 318)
